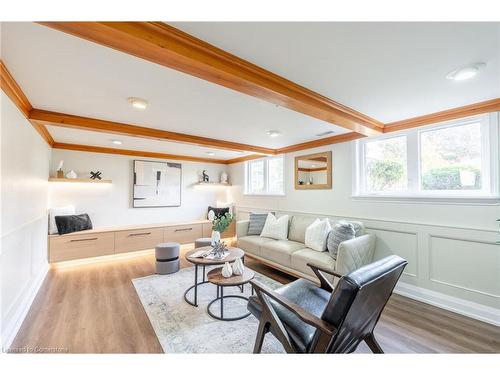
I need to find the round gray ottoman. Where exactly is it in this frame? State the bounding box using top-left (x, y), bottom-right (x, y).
top-left (195, 237), bottom-right (212, 248)
top-left (155, 242), bottom-right (180, 275)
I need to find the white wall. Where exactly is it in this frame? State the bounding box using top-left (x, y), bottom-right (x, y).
top-left (229, 139), bottom-right (500, 326)
top-left (1, 92), bottom-right (51, 350)
top-left (49, 150), bottom-right (228, 228)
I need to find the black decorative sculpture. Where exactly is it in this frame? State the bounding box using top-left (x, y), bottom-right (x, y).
top-left (90, 171), bottom-right (102, 180)
top-left (202, 170), bottom-right (209, 182)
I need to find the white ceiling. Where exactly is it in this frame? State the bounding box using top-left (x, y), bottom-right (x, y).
top-left (46, 126), bottom-right (250, 160)
top-left (0, 22), bottom-right (349, 153)
top-left (1, 22), bottom-right (498, 160)
top-left (173, 22), bottom-right (500, 122)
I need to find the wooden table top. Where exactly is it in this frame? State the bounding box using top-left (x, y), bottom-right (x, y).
top-left (207, 267), bottom-right (255, 287)
top-left (185, 246), bottom-right (244, 265)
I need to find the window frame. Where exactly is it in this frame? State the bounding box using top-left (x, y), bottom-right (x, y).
top-left (245, 155), bottom-right (285, 196)
top-left (353, 113), bottom-right (499, 204)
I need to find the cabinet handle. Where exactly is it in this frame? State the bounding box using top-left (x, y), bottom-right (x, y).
top-left (70, 237), bottom-right (98, 242)
top-left (175, 228), bottom-right (193, 232)
top-left (128, 232), bottom-right (151, 237)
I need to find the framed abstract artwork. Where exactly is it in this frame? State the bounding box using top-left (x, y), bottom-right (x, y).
top-left (133, 160), bottom-right (182, 208)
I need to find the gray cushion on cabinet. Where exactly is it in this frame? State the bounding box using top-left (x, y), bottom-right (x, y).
top-left (247, 212), bottom-right (270, 236)
top-left (327, 221), bottom-right (355, 260)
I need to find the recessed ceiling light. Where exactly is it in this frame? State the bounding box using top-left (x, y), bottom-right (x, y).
top-left (206, 152), bottom-right (215, 156)
top-left (127, 97), bottom-right (149, 110)
top-left (316, 130), bottom-right (335, 137)
top-left (311, 164), bottom-right (317, 168)
top-left (446, 63), bottom-right (486, 81)
top-left (111, 140), bottom-right (122, 145)
top-left (266, 130), bottom-right (281, 137)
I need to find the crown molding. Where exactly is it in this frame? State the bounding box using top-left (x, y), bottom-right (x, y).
top-left (1, 60), bottom-right (54, 146)
top-left (384, 98), bottom-right (500, 133)
top-left (38, 22), bottom-right (383, 137)
top-left (52, 143), bottom-right (228, 164)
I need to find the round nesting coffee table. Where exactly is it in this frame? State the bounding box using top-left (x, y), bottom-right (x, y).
top-left (184, 247), bottom-right (245, 307)
top-left (206, 268), bottom-right (255, 321)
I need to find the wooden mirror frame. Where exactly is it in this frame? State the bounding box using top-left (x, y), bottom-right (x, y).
top-left (294, 151), bottom-right (332, 190)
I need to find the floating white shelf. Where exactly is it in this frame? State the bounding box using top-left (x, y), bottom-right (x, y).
top-left (196, 181), bottom-right (231, 186)
top-left (49, 178), bottom-right (112, 183)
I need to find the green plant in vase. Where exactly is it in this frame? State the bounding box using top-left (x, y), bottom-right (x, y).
top-left (209, 211), bottom-right (233, 253)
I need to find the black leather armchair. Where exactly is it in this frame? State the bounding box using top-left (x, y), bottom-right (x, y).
top-left (247, 255), bottom-right (407, 353)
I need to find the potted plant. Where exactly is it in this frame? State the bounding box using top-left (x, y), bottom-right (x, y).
top-left (209, 210), bottom-right (233, 246)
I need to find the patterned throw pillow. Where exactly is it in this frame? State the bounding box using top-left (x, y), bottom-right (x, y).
top-left (305, 218), bottom-right (332, 252)
top-left (260, 213), bottom-right (289, 240)
top-left (247, 212), bottom-right (269, 236)
top-left (327, 220), bottom-right (355, 260)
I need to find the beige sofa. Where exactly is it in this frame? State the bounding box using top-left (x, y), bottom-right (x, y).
top-left (237, 214), bottom-right (376, 282)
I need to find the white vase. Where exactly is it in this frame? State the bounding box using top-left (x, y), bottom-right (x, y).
top-left (211, 230), bottom-right (221, 246)
top-left (220, 172), bottom-right (228, 184)
top-left (232, 257), bottom-right (244, 276)
top-left (221, 262), bottom-right (233, 278)
top-left (66, 170), bottom-right (77, 179)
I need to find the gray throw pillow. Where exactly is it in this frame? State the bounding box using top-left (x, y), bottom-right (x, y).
top-left (247, 212), bottom-right (269, 235)
top-left (327, 221), bottom-right (355, 260)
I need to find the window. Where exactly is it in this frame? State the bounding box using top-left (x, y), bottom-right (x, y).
top-left (246, 156), bottom-right (284, 195)
top-left (354, 114), bottom-right (498, 201)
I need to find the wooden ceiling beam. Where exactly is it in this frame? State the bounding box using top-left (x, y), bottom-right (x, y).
top-left (38, 22), bottom-right (384, 137)
top-left (29, 109), bottom-right (275, 155)
top-left (276, 132), bottom-right (365, 154)
top-left (52, 143), bottom-right (228, 164)
top-left (384, 98), bottom-right (500, 133)
top-left (1, 60), bottom-right (54, 146)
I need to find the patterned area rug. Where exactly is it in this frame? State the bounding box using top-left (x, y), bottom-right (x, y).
top-left (132, 265), bottom-right (286, 353)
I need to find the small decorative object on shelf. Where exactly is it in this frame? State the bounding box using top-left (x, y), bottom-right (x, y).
top-left (65, 170), bottom-right (78, 179)
top-left (210, 241), bottom-right (228, 259)
top-left (220, 171), bottom-right (228, 184)
top-left (202, 170), bottom-right (209, 182)
top-left (232, 257), bottom-right (244, 276)
top-left (90, 171), bottom-right (102, 180)
top-left (221, 262), bottom-right (233, 278)
top-left (56, 160), bottom-right (64, 178)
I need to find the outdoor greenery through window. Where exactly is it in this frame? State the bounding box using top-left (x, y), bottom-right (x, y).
top-left (354, 114), bottom-right (498, 199)
top-left (246, 156), bottom-right (284, 195)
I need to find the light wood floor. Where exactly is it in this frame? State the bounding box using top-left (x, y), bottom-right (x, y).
top-left (10, 248), bottom-right (500, 353)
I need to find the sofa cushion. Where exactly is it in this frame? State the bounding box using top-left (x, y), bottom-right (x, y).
top-left (247, 212), bottom-right (270, 236)
top-left (304, 218), bottom-right (331, 252)
top-left (260, 240), bottom-right (305, 267)
top-left (291, 248), bottom-right (336, 277)
top-left (237, 235), bottom-right (275, 257)
top-left (328, 219), bottom-right (365, 237)
top-left (288, 215), bottom-right (318, 243)
top-left (260, 213), bottom-right (289, 240)
top-left (327, 221), bottom-right (356, 260)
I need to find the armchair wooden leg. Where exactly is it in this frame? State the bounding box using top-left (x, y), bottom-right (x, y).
top-left (364, 333), bottom-right (384, 354)
top-left (253, 321), bottom-right (269, 353)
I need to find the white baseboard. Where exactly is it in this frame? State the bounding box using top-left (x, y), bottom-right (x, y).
top-left (1, 262), bottom-right (49, 351)
top-left (394, 281), bottom-right (500, 327)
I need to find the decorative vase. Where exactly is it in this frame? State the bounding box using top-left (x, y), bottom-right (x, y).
top-left (221, 262), bottom-right (233, 278)
top-left (232, 257), bottom-right (244, 276)
top-left (56, 170), bottom-right (64, 178)
top-left (211, 230), bottom-right (221, 246)
top-left (66, 170), bottom-right (77, 179)
top-left (220, 171), bottom-right (228, 184)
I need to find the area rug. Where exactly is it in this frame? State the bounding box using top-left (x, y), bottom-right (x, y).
top-left (132, 265), bottom-right (286, 353)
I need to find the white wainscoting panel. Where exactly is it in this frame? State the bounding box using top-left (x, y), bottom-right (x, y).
top-left (235, 205), bottom-right (500, 326)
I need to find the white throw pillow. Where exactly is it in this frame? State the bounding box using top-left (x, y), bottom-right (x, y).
top-left (48, 205), bottom-right (75, 234)
top-left (260, 213), bottom-right (289, 240)
top-left (305, 218), bottom-right (332, 252)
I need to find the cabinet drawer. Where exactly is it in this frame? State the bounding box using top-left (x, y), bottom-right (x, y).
top-left (50, 232), bottom-right (115, 262)
top-left (164, 224), bottom-right (202, 244)
top-left (115, 228), bottom-right (164, 253)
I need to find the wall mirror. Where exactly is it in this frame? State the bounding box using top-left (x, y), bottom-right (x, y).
top-left (294, 151), bottom-right (332, 190)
